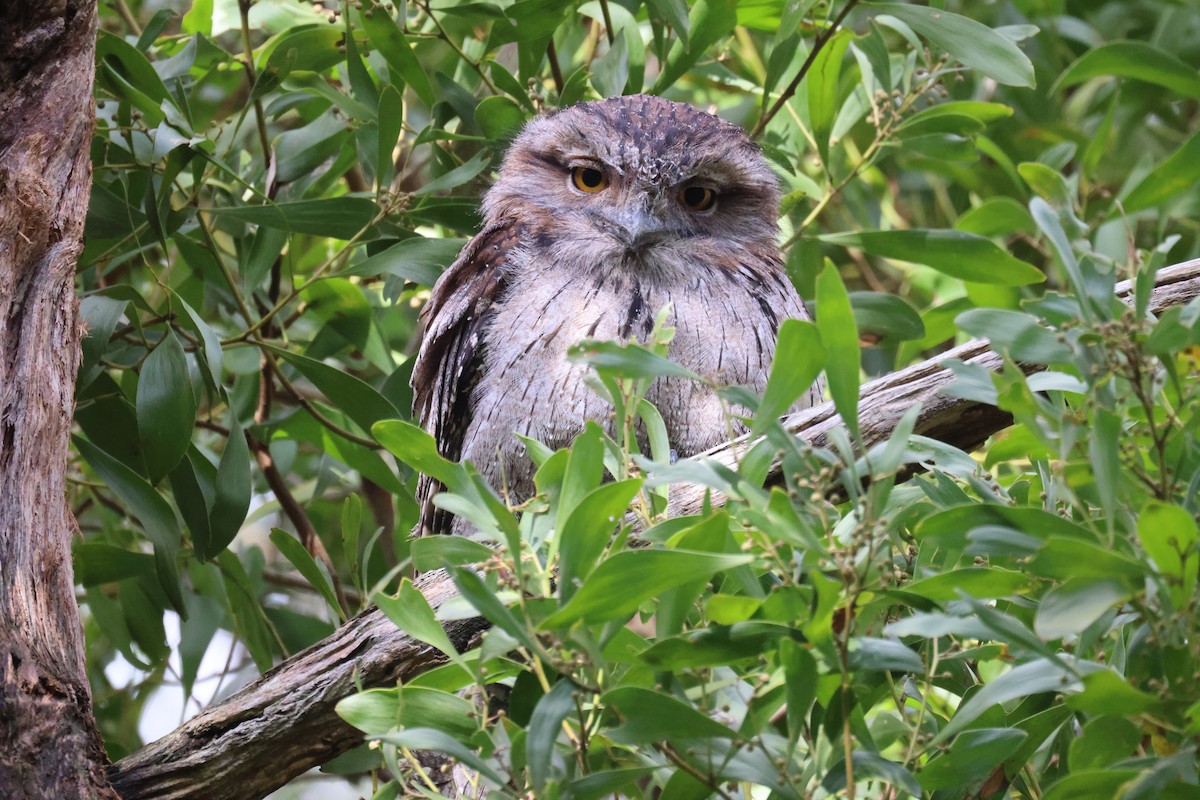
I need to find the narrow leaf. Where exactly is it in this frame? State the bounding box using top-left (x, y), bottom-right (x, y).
top-left (819, 229), bottom-right (1044, 285)
top-left (137, 331), bottom-right (197, 481)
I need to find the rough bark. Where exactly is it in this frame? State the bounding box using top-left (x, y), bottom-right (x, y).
top-left (0, 2), bottom-right (114, 799)
top-left (108, 260), bottom-right (1200, 800)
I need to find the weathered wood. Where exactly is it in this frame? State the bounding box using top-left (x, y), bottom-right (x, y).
top-left (108, 259), bottom-right (1200, 800)
top-left (0, 2), bottom-right (113, 798)
top-left (108, 571), bottom-right (490, 800)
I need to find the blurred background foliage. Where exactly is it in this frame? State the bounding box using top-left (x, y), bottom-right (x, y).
top-left (80, 0), bottom-right (1200, 797)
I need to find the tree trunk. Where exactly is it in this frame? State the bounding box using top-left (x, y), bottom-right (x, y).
top-left (0, 2), bottom-right (114, 798)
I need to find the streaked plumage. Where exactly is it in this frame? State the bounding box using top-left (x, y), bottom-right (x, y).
top-left (412, 95), bottom-right (822, 534)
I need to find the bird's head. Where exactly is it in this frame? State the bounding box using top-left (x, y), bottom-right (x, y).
top-left (482, 94), bottom-right (782, 273)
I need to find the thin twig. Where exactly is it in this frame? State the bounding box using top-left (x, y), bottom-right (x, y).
top-left (547, 39), bottom-right (565, 95)
top-left (264, 567), bottom-right (364, 607)
top-left (597, 0), bottom-right (616, 45)
top-left (238, 0), bottom-right (275, 188)
top-left (110, 0), bottom-right (142, 35)
top-left (249, 436), bottom-right (352, 619)
top-left (751, 0), bottom-right (862, 139)
top-left (416, 0), bottom-right (499, 94)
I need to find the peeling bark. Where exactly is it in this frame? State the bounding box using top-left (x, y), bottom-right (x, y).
top-left (0, 1), bottom-right (115, 798)
top-left (107, 262), bottom-right (1200, 799)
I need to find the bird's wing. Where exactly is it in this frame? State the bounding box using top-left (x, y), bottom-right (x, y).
top-left (410, 218), bottom-right (523, 535)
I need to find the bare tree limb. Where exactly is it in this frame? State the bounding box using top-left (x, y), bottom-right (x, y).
top-left (109, 259), bottom-right (1200, 800)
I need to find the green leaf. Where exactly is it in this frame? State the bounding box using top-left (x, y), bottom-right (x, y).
top-left (1053, 41), bottom-right (1200, 99)
top-left (413, 150), bottom-right (492, 196)
top-left (1019, 162), bottom-right (1073, 206)
top-left (1070, 716), bottom-right (1142, 771)
top-left (1034, 578), bottom-right (1133, 640)
top-left (602, 687), bottom-right (737, 743)
top-left (1122, 128), bottom-right (1200, 214)
top-left (216, 550), bottom-right (274, 670)
top-left (819, 229), bottom-right (1044, 285)
top-left (299, 278), bottom-right (372, 351)
top-left (1041, 770), bottom-right (1142, 800)
top-left (639, 622), bottom-right (802, 669)
top-left (646, 0), bottom-right (690, 45)
top-left (79, 295), bottom-right (128, 379)
top-left (340, 237), bottom-right (467, 286)
top-left (358, 1), bottom-right (435, 106)
top-left (809, 29), bottom-right (853, 162)
top-left (452, 568), bottom-right (540, 653)
top-left (848, 292), bottom-right (925, 341)
top-left (487, 60), bottom-right (536, 111)
top-left (210, 197), bottom-right (377, 239)
top-left (337, 686), bottom-right (477, 739)
top-left (1026, 539), bottom-right (1145, 582)
top-left (934, 658), bottom-right (1093, 743)
top-left (1089, 407), bottom-right (1120, 521)
top-left (541, 550), bottom-right (753, 629)
top-left (96, 30), bottom-right (176, 110)
top-left (559, 421), bottom-right (607, 523)
top-left (568, 340), bottom-right (702, 380)
top-left (956, 196), bottom-right (1036, 236)
top-left (752, 319), bottom-right (825, 436)
top-left (780, 639), bottom-right (817, 753)
top-left (376, 84), bottom-right (404, 189)
top-left (816, 262), bottom-right (860, 439)
top-left (137, 331), bottom-right (197, 482)
top-left (869, 3), bottom-right (1035, 88)
top-left (207, 415), bottom-right (250, 560)
top-left (823, 751), bottom-right (921, 798)
top-left (955, 309), bottom-right (1072, 364)
top-left (1029, 198), bottom-right (1088, 307)
top-left (591, 32), bottom-right (630, 97)
top-left (475, 95), bottom-right (526, 141)
top-left (652, 0), bottom-right (738, 93)
top-left (261, 25), bottom-right (346, 74)
top-left (566, 768), bottom-right (659, 800)
top-left (182, 0), bottom-right (213, 36)
top-left (916, 505), bottom-right (1096, 548)
top-left (169, 452), bottom-right (212, 558)
top-left (526, 680), bottom-right (576, 792)
top-left (374, 419), bottom-right (467, 491)
top-left (174, 295), bottom-right (223, 391)
top-left (918, 728), bottom-right (1027, 790)
top-left (410, 536), bottom-right (493, 572)
top-left (263, 345), bottom-right (400, 436)
top-left (848, 638), bottom-right (923, 673)
top-left (903, 567), bottom-right (1029, 602)
top-left (375, 578), bottom-right (463, 666)
top-left (559, 479), bottom-right (643, 603)
top-left (73, 543), bottom-right (154, 586)
top-left (1138, 501), bottom-right (1199, 606)
top-left (897, 100), bottom-right (1014, 133)
top-left (703, 594), bottom-right (761, 624)
top-left (1064, 670), bottom-right (1160, 716)
top-left (269, 528), bottom-right (343, 621)
top-left (75, 436), bottom-right (184, 613)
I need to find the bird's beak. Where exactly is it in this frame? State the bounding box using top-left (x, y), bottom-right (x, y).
top-left (600, 207), bottom-right (669, 249)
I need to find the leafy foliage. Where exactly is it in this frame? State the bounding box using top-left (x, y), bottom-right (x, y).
top-left (80, 0), bottom-right (1200, 796)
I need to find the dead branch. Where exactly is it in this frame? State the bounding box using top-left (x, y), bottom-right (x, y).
top-left (108, 258), bottom-right (1200, 800)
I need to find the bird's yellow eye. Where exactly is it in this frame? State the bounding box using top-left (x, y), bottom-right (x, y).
top-left (679, 185), bottom-right (717, 212)
top-left (571, 166), bottom-right (608, 193)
